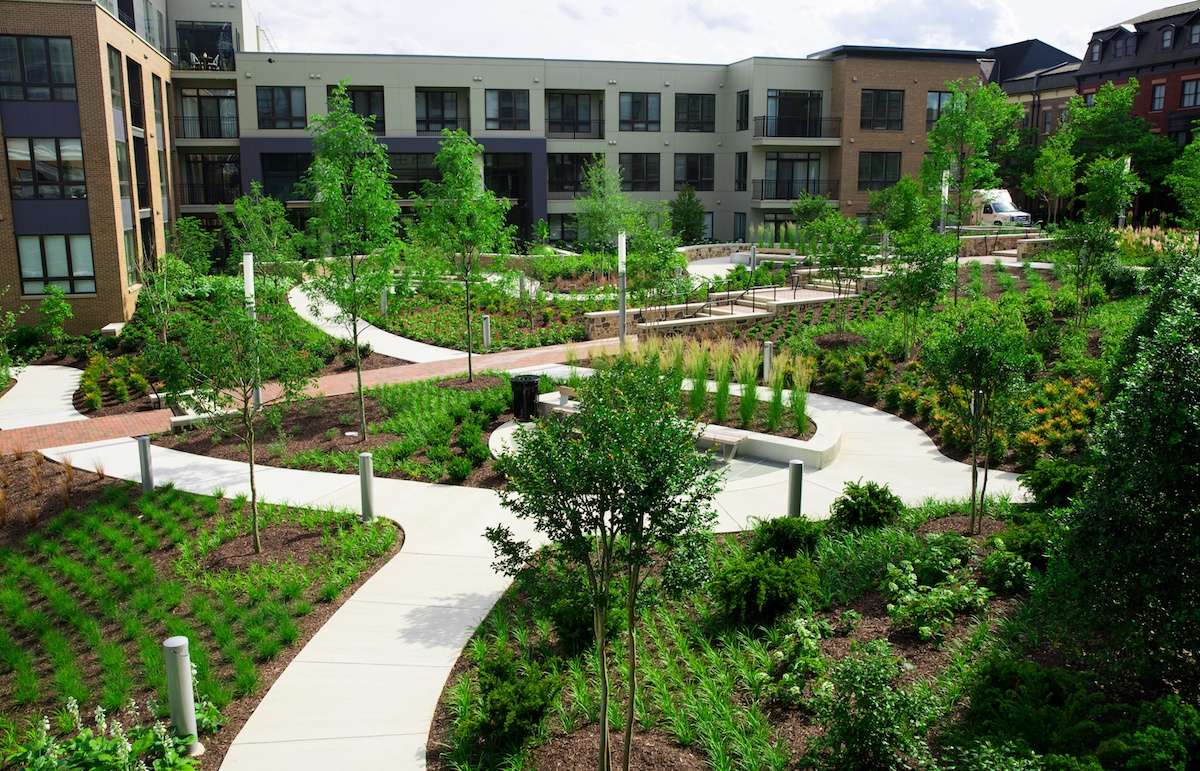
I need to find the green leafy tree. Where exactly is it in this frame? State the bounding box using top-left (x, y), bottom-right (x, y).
top-left (669, 184), bottom-right (706, 244)
top-left (577, 156), bottom-right (678, 260)
top-left (137, 254), bottom-right (197, 346)
top-left (157, 287), bottom-right (314, 553)
top-left (1024, 130), bottom-right (1078, 224)
top-left (804, 210), bottom-right (872, 324)
top-left (218, 181), bottom-right (305, 275)
top-left (884, 230), bottom-right (955, 358)
top-left (302, 82), bottom-right (399, 432)
top-left (167, 216), bottom-right (218, 274)
top-left (0, 288), bottom-right (22, 383)
top-left (1058, 218), bottom-right (1118, 326)
top-left (488, 360), bottom-right (722, 771)
top-left (868, 175), bottom-right (933, 235)
top-left (792, 191), bottom-right (833, 228)
top-left (922, 299), bottom-right (1032, 532)
top-left (37, 286), bottom-right (73, 350)
top-left (1080, 155), bottom-right (1146, 225)
top-left (1166, 133), bottom-right (1200, 258)
top-left (410, 129), bottom-right (513, 382)
top-left (1064, 79), bottom-right (1178, 190)
top-left (921, 79), bottom-right (1022, 300)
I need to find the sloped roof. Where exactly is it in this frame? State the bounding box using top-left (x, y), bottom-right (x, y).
top-left (1119, 0), bottom-right (1200, 26)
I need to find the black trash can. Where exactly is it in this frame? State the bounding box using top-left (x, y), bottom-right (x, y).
top-left (511, 374), bottom-right (541, 422)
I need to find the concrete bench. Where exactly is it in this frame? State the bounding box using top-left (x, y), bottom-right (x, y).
top-left (701, 424), bottom-right (750, 462)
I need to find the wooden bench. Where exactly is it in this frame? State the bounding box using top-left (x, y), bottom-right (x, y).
top-left (545, 384), bottom-right (580, 415)
top-left (701, 424), bottom-right (749, 463)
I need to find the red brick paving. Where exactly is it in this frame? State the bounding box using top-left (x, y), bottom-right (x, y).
top-left (0, 410), bottom-right (173, 454)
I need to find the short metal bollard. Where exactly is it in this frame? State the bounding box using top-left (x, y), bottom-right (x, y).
top-left (787, 459), bottom-right (804, 517)
top-left (137, 435), bottom-right (153, 493)
top-left (763, 341), bottom-right (774, 383)
top-left (162, 636), bottom-right (204, 757)
top-left (380, 287), bottom-right (389, 315)
top-left (359, 452), bottom-right (375, 522)
top-left (482, 315), bottom-right (492, 350)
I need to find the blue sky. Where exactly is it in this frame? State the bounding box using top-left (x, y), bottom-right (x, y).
top-left (247, 0), bottom-right (1140, 65)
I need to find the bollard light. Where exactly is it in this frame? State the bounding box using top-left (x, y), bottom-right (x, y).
top-left (380, 287), bottom-right (389, 315)
top-left (787, 459), bottom-right (804, 517)
top-left (763, 341), bottom-right (774, 383)
top-left (162, 636), bottom-right (204, 757)
top-left (617, 231), bottom-right (628, 351)
top-left (359, 452), bottom-right (375, 522)
top-left (243, 252), bottom-right (262, 411)
top-left (482, 315), bottom-right (492, 350)
top-left (137, 435), bottom-right (153, 493)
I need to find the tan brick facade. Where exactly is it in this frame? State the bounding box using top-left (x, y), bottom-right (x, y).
top-left (0, 0), bottom-right (171, 333)
top-left (827, 54), bottom-right (984, 217)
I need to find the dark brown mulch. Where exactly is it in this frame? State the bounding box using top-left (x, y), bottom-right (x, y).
top-left (545, 275), bottom-right (618, 293)
top-left (72, 388), bottom-right (159, 418)
top-left (317, 350), bottom-right (410, 375)
top-left (0, 453), bottom-right (116, 546)
top-left (436, 375), bottom-right (506, 392)
top-left (203, 524), bottom-right (326, 571)
top-left (814, 331), bottom-right (867, 350)
top-left (916, 514), bottom-right (1006, 542)
top-left (529, 727), bottom-right (709, 770)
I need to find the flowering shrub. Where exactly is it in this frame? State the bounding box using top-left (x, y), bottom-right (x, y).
top-left (1116, 226), bottom-right (1194, 267)
top-left (1013, 378), bottom-right (1099, 467)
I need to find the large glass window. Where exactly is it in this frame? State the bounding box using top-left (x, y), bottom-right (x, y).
top-left (1183, 79), bottom-right (1200, 108)
top-left (256, 86), bottom-right (306, 129)
top-left (926, 91), bottom-right (952, 131)
top-left (860, 89), bottom-right (904, 130)
top-left (1192, 25), bottom-right (1200, 45)
top-left (1113, 35), bottom-right (1137, 58)
top-left (546, 92), bottom-right (599, 137)
top-left (260, 153), bottom-right (310, 200)
top-left (674, 153), bottom-right (714, 191)
top-left (389, 152), bottom-right (440, 197)
top-left (547, 153), bottom-right (592, 195)
top-left (329, 85), bottom-right (384, 133)
top-left (485, 89), bottom-right (529, 130)
top-left (736, 90), bottom-right (749, 131)
top-left (764, 90), bottom-right (824, 136)
top-left (174, 21), bottom-right (234, 70)
top-left (618, 153), bottom-right (659, 191)
top-left (153, 75), bottom-right (168, 211)
top-left (763, 151), bottom-right (820, 198)
top-left (734, 211), bottom-right (747, 241)
top-left (17, 234), bottom-right (95, 295)
top-left (619, 92), bottom-right (660, 131)
top-left (547, 213), bottom-right (578, 243)
top-left (0, 36), bottom-right (75, 101)
top-left (180, 152), bottom-right (240, 204)
top-left (179, 87), bottom-right (237, 138)
top-left (735, 152), bottom-right (747, 192)
top-left (857, 151), bottom-right (901, 191)
top-left (416, 90), bottom-right (462, 133)
top-left (1152, 84), bottom-right (1166, 111)
top-left (674, 93), bottom-right (715, 132)
top-left (124, 227), bottom-right (137, 286)
top-left (7, 138), bottom-right (85, 199)
top-left (108, 46), bottom-right (131, 201)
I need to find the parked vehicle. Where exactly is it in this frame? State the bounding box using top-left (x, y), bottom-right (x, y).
top-left (970, 189), bottom-right (1031, 226)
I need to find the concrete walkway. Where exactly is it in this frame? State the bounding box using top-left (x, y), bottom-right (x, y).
top-left (289, 285), bottom-right (466, 363)
top-left (0, 364), bottom-right (85, 429)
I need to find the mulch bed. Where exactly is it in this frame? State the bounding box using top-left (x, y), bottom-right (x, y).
top-left (203, 524), bottom-right (326, 572)
top-left (530, 727), bottom-right (708, 770)
top-left (0, 452), bottom-right (116, 546)
top-left (814, 331), bottom-right (866, 350)
top-left (437, 375), bottom-right (505, 392)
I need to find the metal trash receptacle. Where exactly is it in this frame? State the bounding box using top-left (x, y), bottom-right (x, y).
top-left (511, 374), bottom-right (540, 422)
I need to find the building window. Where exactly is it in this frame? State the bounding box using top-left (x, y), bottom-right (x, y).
top-left (926, 90), bottom-right (952, 131)
top-left (483, 153), bottom-right (527, 200)
top-left (1192, 25), bottom-right (1200, 45)
top-left (174, 21), bottom-right (234, 69)
top-left (1152, 83), bottom-right (1166, 111)
top-left (389, 152), bottom-right (440, 197)
top-left (857, 151), bottom-right (901, 191)
top-left (17, 234), bottom-right (95, 295)
top-left (860, 89), bottom-right (904, 130)
top-left (260, 152), bottom-right (311, 200)
top-left (547, 213), bottom-right (578, 243)
top-left (618, 153), bottom-right (659, 191)
top-left (1090, 42), bottom-right (1101, 61)
top-left (735, 152), bottom-right (747, 192)
top-left (1113, 36), bottom-right (1137, 58)
top-left (6, 137), bottom-right (85, 199)
top-left (674, 153), bottom-right (714, 191)
top-left (153, 75), bottom-right (168, 213)
top-left (736, 90), bottom-right (749, 131)
top-left (416, 89), bottom-right (462, 133)
top-left (546, 92), bottom-right (599, 136)
top-left (329, 86), bottom-right (384, 133)
top-left (256, 86), bottom-right (306, 129)
top-left (674, 93), bottom-right (715, 132)
top-left (1183, 79), bottom-right (1200, 108)
top-left (703, 212), bottom-right (714, 240)
top-left (485, 89), bottom-right (529, 130)
top-left (1084, 92), bottom-right (1096, 107)
top-left (1042, 110), bottom-right (1054, 133)
top-left (734, 211), bottom-right (747, 242)
top-left (548, 153), bottom-right (592, 195)
top-left (1163, 28), bottom-right (1175, 48)
top-left (0, 36), bottom-right (75, 101)
top-left (618, 92), bottom-right (660, 132)
top-left (180, 152), bottom-right (240, 205)
top-left (179, 87), bottom-right (237, 138)
top-left (123, 227), bottom-right (137, 287)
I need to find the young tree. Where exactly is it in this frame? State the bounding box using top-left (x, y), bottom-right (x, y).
top-left (576, 155), bottom-right (624, 252)
top-left (1080, 155), bottom-right (1146, 225)
top-left (219, 181), bottom-right (305, 275)
top-left (804, 210), bottom-right (872, 325)
top-left (1059, 218), bottom-right (1118, 326)
top-left (792, 191), bottom-right (833, 227)
top-left (669, 184), bottom-right (706, 244)
top-left (1064, 79), bottom-right (1178, 191)
top-left (1166, 134), bottom-right (1200, 258)
top-left (137, 254), bottom-right (197, 346)
top-left (868, 175), bottom-right (932, 235)
top-left (921, 79), bottom-right (1022, 301)
top-left (303, 83), bottom-right (399, 434)
top-left (0, 289), bottom-right (22, 384)
top-left (488, 360), bottom-right (722, 771)
top-left (922, 299), bottom-right (1032, 533)
top-left (410, 129), bottom-right (513, 382)
top-left (158, 287), bottom-right (314, 553)
top-left (884, 230), bottom-right (955, 358)
top-left (37, 287), bottom-right (73, 351)
top-left (1024, 130), bottom-right (1078, 223)
top-left (168, 216), bottom-right (218, 274)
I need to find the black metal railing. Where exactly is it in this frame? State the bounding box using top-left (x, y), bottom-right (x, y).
top-left (178, 179), bottom-right (240, 205)
top-left (118, 8), bottom-right (136, 29)
top-left (752, 178), bottom-right (840, 200)
top-left (547, 186), bottom-right (585, 200)
top-left (546, 118), bottom-right (604, 139)
top-left (175, 115), bottom-right (239, 139)
top-left (166, 48), bottom-right (236, 71)
top-left (416, 117), bottom-right (469, 135)
top-left (753, 116), bottom-right (841, 138)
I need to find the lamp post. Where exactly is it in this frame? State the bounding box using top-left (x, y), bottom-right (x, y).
top-left (939, 169), bottom-right (949, 235)
top-left (618, 230), bottom-right (627, 351)
top-left (243, 252), bottom-right (261, 411)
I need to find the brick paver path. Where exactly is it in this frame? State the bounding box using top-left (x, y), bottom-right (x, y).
top-left (0, 410), bottom-right (173, 454)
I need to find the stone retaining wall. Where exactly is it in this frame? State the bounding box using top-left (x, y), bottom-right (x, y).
top-left (1017, 237), bottom-right (1057, 260)
top-left (583, 302), bottom-right (699, 338)
top-left (638, 311), bottom-right (773, 341)
top-left (676, 243), bottom-right (750, 261)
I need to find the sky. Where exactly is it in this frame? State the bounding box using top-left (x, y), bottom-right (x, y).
top-left (246, 0), bottom-right (1145, 65)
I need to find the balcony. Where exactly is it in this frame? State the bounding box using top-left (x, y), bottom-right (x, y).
top-left (175, 115), bottom-right (239, 139)
top-left (166, 48), bottom-right (236, 72)
top-left (546, 118), bottom-right (604, 140)
top-left (179, 178), bottom-right (240, 206)
top-left (753, 116), bottom-right (841, 139)
top-left (548, 186), bottom-right (585, 200)
top-left (416, 116), bottom-right (470, 135)
top-left (752, 178), bottom-right (840, 201)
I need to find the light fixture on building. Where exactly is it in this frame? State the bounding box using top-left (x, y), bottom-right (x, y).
top-left (608, 79), bottom-right (617, 85)
top-left (473, 76), bottom-right (483, 81)
top-left (664, 81), bottom-right (671, 87)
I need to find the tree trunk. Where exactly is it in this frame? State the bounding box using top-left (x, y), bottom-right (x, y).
top-left (464, 270), bottom-right (475, 383)
top-left (979, 450), bottom-right (992, 531)
top-left (594, 603), bottom-right (611, 771)
top-left (350, 254), bottom-right (368, 439)
top-left (621, 565), bottom-right (640, 771)
top-left (247, 405), bottom-right (261, 554)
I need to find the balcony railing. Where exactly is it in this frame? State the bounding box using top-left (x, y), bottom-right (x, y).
top-left (179, 178), bottom-right (240, 205)
top-left (416, 117), bottom-right (469, 135)
top-left (752, 178), bottom-right (840, 200)
top-left (166, 48), bottom-right (236, 71)
top-left (546, 118), bottom-right (604, 140)
top-left (753, 116), bottom-right (841, 139)
top-left (548, 186), bottom-right (585, 200)
top-left (175, 115), bottom-right (239, 139)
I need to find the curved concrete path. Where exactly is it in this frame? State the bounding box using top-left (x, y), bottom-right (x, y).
top-left (0, 364), bottom-right (85, 430)
top-left (289, 285), bottom-right (466, 363)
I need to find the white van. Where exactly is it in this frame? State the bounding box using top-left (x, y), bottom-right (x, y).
top-left (971, 189), bottom-right (1031, 226)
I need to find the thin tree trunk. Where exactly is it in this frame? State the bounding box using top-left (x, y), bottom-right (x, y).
top-left (621, 565), bottom-right (640, 771)
top-left (247, 405), bottom-right (261, 553)
top-left (464, 267), bottom-right (475, 382)
top-left (978, 451), bottom-right (992, 532)
top-left (351, 254), bottom-right (367, 439)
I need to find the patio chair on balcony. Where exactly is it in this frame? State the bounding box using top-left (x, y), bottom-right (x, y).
top-left (189, 52), bottom-right (201, 69)
top-left (209, 54), bottom-right (221, 70)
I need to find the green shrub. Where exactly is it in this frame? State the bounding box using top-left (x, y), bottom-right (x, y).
top-left (524, 558), bottom-right (624, 655)
top-left (1019, 457), bottom-right (1092, 509)
top-left (808, 639), bottom-right (933, 769)
top-left (748, 516), bottom-right (824, 559)
top-left (912, 532), bottom-right (974, 587)
top-left (454, 642), bottom-right (558, 759)
top-left (447, 456), bottom-right (472, 483)
top-left (981, 544), bottom-right (1034, 594)
top-left (882, 561), bottom-right (990, 642)
top-left (466, 442), bottom-right (491, 467)
top-left (712, 552), bottom-right (818, 627)
top-left (829, 480), bottom-right (904, 530)
top-left (995, 509), bottom-right (1064, 569)
top-left (761, 614), bottom-right (828, 704)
